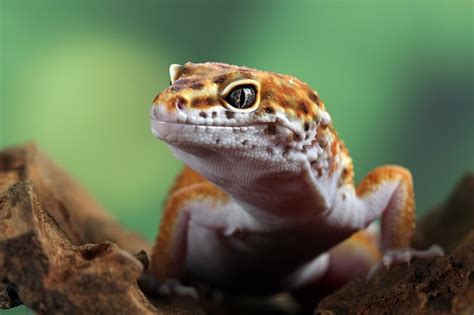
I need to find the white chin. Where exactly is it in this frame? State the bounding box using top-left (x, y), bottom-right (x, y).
top-left (150, 120), bottom-right (301, 177)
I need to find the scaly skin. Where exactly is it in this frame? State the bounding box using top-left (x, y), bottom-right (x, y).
top-left (149, 62), bottom-right (415, 294)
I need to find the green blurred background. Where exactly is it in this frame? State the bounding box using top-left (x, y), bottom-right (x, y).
top-left (0, 0), bottom-right (472, 313)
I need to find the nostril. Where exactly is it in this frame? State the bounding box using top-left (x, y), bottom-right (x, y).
top-left (175, 96), bottom-right (188, 111)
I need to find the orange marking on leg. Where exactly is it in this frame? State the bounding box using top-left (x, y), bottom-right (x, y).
top-left (357, 166), bottom-right (415, 249)
top-left (151, 167), bottom-right (229, 280)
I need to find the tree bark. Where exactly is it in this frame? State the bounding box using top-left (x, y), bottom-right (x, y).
top-left (0, 144), bottom-right (204, 314)
top-left (0, 143), bottom-right (151, 255)
top-left (0, 181), bottom-right (160, 314)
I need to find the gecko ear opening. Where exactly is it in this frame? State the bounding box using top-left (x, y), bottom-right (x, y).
top-left (169, 64), bottom-right (184, 83)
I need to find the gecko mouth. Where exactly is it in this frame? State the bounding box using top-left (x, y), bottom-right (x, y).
top-left (150, 119), bottom-right (299, 143)
top-left (151, 119), bottom-right (263, 140)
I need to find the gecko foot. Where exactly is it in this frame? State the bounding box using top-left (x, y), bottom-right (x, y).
top-left (367, 244), bottom-right (444, 279)
top-left (159, 279), bottom-right (198, 300)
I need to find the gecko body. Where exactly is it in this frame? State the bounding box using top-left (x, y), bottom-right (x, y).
top-left (150, 62), bottom-right (417, 294)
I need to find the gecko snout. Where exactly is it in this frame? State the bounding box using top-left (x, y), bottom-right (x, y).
top-left (150, 102), bottom-right (176, 123)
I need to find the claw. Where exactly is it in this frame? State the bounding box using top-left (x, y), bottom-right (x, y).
top-left (367, 244), bottom-right (444, 279)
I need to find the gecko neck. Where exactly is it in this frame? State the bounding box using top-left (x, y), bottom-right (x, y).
top-left (170, 145), bottom-right (331, 222)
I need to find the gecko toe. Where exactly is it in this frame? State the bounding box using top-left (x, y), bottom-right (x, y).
top-left (367, 244), bottom-right (444, 279)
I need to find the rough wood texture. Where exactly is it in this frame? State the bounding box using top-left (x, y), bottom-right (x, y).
top-left (0, 143), bottom-right (151, 255)
top-left (316, 174), bottom-right (474, 315)
top-left (0, 181), bottom-right (159, 314)
top-left (0, 144), bottom-right (205, 314)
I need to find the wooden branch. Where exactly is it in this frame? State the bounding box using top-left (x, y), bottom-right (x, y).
top-left (0, 181), bottom-right (159, 314)
top-left (0, 143), bottom-right (150, 255)
top-left (316, 230), bottom-right (474, 314)
top-left (0, 144), bottom-right (205, 314)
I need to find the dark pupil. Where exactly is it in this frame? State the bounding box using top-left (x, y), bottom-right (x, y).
top-left (226, 85), bottom-right (256, 109)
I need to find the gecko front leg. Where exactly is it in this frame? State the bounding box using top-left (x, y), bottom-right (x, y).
top-left (354, 165), bottom-right (443, 273)
top-left (150, 167), bottom-right (252, 297)
top-left (289, 166), bottom-right (432, 296)
top-left (325, 165), bottom-right (416, 250)
top-left (150, 187), bottom-right (196, 298)
top-left (356, 165), bottom-right (415, 250)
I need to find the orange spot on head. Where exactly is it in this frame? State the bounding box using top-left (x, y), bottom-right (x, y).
top-left (280, 100), bottom-right (291, 108)
top-left (214, 74), bottom-right (228, 84)
top-left (279, 84), bottom-right (295, 96)
top-left (261, 89), bottom-right (273, 100)
top-left (299, 102), bottom-right (309, 115)
top-left (191, 97), bottom-right (214, 108)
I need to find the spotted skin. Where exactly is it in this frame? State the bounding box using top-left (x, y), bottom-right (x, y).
top-left (150, 62), bottom-right (418, 295)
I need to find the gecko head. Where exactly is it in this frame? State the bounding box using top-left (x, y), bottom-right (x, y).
top-left (151, 62), bottom-right (334, 186)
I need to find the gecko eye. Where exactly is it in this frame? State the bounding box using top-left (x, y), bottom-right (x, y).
top-left (225, 85), bottom-right (257, 109)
